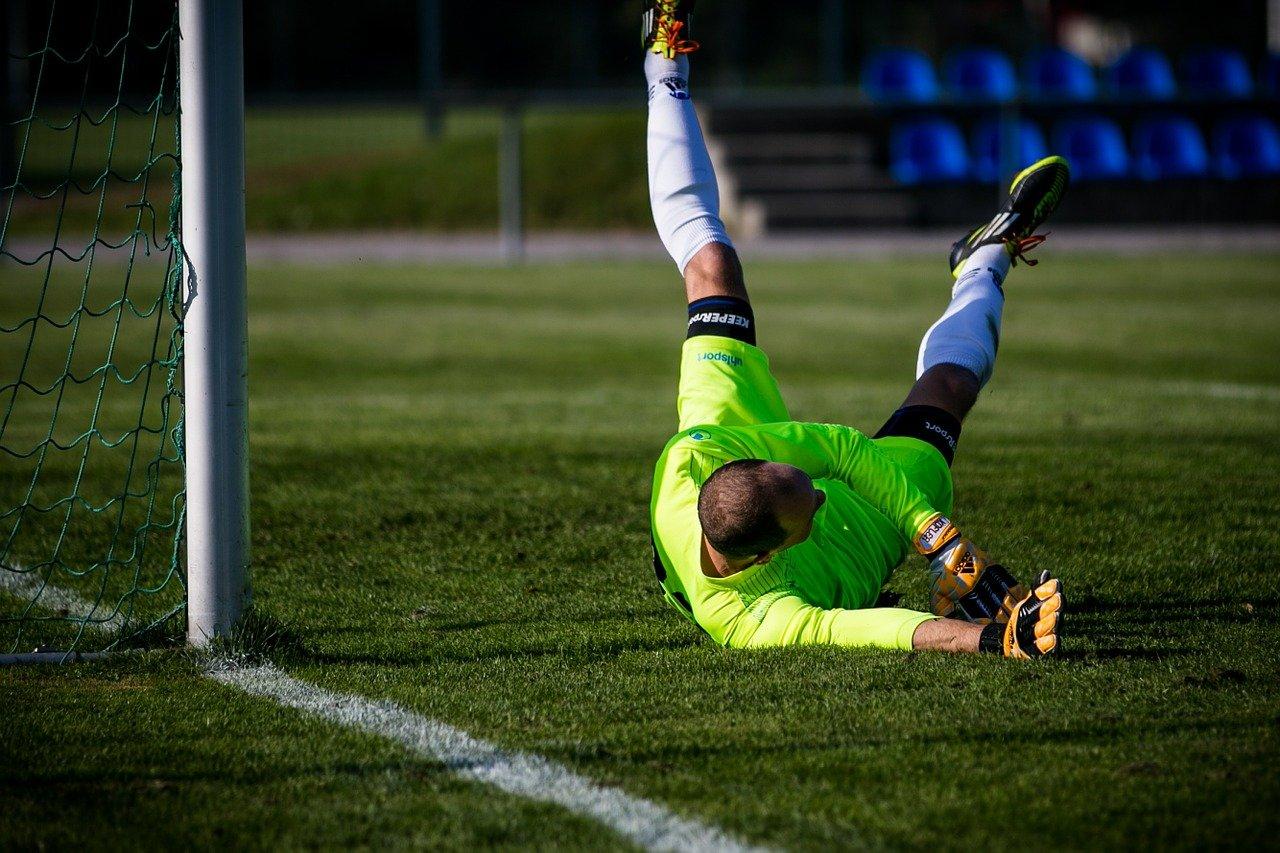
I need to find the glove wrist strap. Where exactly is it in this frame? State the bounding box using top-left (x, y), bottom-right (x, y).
top-left (915, 514), bottom-right (959, 556)
top-left (978, 622), bottom-right (1004, 655)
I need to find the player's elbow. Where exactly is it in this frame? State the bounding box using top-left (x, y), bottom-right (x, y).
top-left (701, 609), bottom-right (765, 649)
top-left (738, 596), bottom-right (826, 648)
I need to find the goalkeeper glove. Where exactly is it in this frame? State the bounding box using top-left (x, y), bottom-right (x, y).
top-left (914, 514), bottom-right (1029, 624)
top-left (979, 570), bottom-right (1062, 658)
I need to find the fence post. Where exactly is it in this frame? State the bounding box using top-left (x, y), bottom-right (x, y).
top-left (821, 0), bottom-right (845, 86)
top-left (499, 104), bottom-right (524, 264)
top-left (419, 0), bottom-right (444, 136)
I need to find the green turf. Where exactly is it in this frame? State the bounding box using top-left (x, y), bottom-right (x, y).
top-left (7, 106), bottom-right (648, 236)
top-left (0, 654), bottom-right (622, 849)
top-left (3, 254), bottom-right (1280, 848)
top-left (244, 107), bottom-right (649, 233)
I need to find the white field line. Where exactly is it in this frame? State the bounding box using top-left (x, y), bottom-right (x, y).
top-left (0, 564), bottom-right (125, 633)
top-left (2, 572), bottom-right (767, 851)
top-left (210, 663), bottom-right (768, 853)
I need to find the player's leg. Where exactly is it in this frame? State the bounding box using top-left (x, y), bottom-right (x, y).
top-left (643, 2), bottom-right (749, 308)
top-left (645, 1), bottom-right (786, 430)
top-left (876, 155), bottom-right (1072, 464)
top-left (902, 243), bottom-right (1010, 422)
top-left (682, 241), bottom-right (747, 304)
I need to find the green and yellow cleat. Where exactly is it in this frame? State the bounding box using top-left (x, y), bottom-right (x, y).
top-left (948, 154), bottom-right (1071, 278)
top-left (642, 0), bottom-right (699, 60)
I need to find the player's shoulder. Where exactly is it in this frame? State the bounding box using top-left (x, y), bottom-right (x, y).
top-left (665, 424), bottom-right (720, 448)
top-left (655, 426), bottom-right (731, 486)
top-left (709, 419), bottom-right (865, 444)
top-left (657, 419), bottom-right (860, 461)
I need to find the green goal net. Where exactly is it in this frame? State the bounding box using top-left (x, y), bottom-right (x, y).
top-left (1, 0), bottom-right (186, 656)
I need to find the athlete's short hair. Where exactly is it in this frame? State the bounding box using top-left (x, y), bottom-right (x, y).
top-left (698, 459), bottom-right (788, 558)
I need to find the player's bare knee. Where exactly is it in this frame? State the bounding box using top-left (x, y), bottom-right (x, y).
top-left (683, 241), bottom-right (748, 302)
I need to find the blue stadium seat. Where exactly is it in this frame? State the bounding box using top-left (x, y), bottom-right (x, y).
top-left (863, 49), bottom-right (940, 103)
top-left (1023, 48), bottom-right (1096, 101)
top-left (1107, 47), bottom-right (1177, 99)
top-left (1131, 117), bottom-right (1209, 180)
top-left (944, 48), bottom-right (1017, 101)
top-left (890, 119), bottom-right (970, 184)
top-left (1213, 116), bottom-right (1280, 177)
top-left (1181, 48), bottom-right (1252, 97)
top-left (970, 118), bottom-right (1048, 182)
top-left (1052, 117), bottom-right (1129, 180)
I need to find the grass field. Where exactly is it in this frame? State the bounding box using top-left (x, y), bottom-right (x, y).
top-left (9, 106), bottom-right (648, 237)
top-left (3, 253), bottom-right (1280, 848)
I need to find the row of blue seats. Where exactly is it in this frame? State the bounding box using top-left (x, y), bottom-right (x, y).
top-left (865, 46), bottom-right (1278, 103)
top-left (891, 114), bottom-right (1280, 184)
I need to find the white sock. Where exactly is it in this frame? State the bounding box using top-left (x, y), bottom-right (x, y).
top-left (645, 52), bottom-right (733, 274)
top-left (915, 245), bottom-right (1012, 387)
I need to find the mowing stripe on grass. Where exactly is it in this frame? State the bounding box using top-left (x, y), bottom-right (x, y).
top-left (1160, 381), bottom-right (1280, 403)
top-left (209, 662), bottom-right (767, 853)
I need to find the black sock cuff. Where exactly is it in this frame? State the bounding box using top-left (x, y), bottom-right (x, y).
top-left (873, 405), bottom-right (962, 466)
top-left (686, 296), bottom-right (756, 345)
top-left (978, 621), bottom-right (1005, 654)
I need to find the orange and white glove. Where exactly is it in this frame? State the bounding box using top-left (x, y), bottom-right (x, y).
top-left (981, 571), bottom-right (1063, 658)
top-left (914, 514), bottom-right (1029, 624)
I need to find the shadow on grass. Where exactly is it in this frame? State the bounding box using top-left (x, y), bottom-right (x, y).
top-left (419, 607), bottom-right (669, 633)
top-left (591, 712), bottom-right (1271, 767)
top-left (1059, 595), bottom-right (1277, 660)
top-left (0, 759), bottom-right (454, 790)
top-left (1070, 596), bottom-right (1277, 620)
top-left (1060, 646), bottom-right (1200, 661)
top-left (297, 633), bottom-right (701, 669)
top-left (237, 593), bottom-right (1274, 670)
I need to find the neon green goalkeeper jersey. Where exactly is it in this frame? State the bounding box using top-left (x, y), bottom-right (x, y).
top-left (649, 336), bottom-right (955, 651)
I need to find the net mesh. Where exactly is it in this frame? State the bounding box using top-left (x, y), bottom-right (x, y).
top-left (1, 0), bottom-right (185, 655)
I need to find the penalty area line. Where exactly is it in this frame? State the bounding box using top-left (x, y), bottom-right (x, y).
top-left (4, 572), bottom-right (770, 850)
top-left (209, 662), bottom-right (770, 853)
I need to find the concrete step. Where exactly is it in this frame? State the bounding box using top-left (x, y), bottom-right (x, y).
top-left (753, 192), bottom-right (917, 230)
top-left (712, 132), bottom-right (875, 165)
top-left (706, 106), bottom-right (882, 135)
top-left (731, 163), bottom-right (895, 193)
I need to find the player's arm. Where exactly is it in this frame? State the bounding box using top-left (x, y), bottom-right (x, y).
top-left (913, 517), bottom-right (1029, 624)
top-left (712, 421), bottom-right (1029, 623)
top-left (732, 594), bottom-right (937, 651)
top-left (912, 572), bottom-right (1062, 656)
top-left (752, 422), bottom-right (1029, 624)
top-left (732, 574), bottom-right (1063, 657)
top-left (714, 421), bottom-right (940, 538)
top-left (911, 617), bottom-right (981, 652)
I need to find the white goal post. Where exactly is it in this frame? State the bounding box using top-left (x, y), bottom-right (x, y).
top-left (0, 0), bottom-right (248, 662)
top-left (178, 0), bottom-right (249, 646)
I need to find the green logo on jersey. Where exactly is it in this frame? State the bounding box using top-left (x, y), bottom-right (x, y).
top-left (697, 352), bottom-right (743, 368)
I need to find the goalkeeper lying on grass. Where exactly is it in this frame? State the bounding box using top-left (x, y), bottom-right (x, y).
top-left (644, 0), bottom-right (1064, 658)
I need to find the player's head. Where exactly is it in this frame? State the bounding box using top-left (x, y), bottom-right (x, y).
top-left (698, 460), bottom-right (826, 565)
